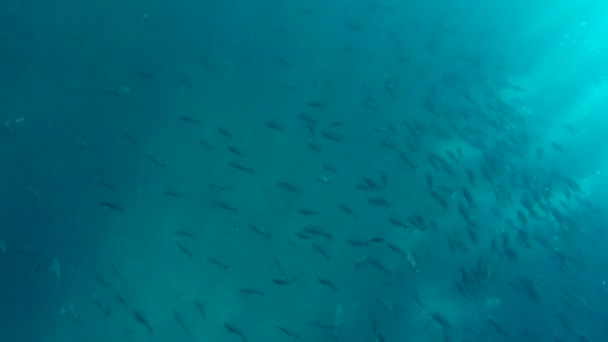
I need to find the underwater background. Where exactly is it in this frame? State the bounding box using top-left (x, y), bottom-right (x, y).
top-left (1, 0), bottom-right (608, 341)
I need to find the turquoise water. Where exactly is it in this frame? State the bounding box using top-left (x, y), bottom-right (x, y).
top-left (1, 1), bottom-right (608, 341)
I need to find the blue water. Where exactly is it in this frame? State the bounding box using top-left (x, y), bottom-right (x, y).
top-left (1, 0), bottom-right (608, 341)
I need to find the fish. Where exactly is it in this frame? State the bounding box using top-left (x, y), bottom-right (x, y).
top-left (206, 256), bottom-right (229, 270)
top-left (298, 209), bottom-right (318, 216)
top-left (551, 142), bottom-right (564, 152)
top-left (462, 187), bottom-right (475, 208)
top-left (317, 278), bottom-right (337, 291)
top-left (300, 226), bottom-right (333, 239)
top-left (228, 161), bottom-right (254, 174)
top-left (367, 258), bottom-right (391, 276)
top-left (214, 200), bottom-right (238, 213)
top-left (163, 190), bottom-right (181, 197)
top-left (224, 323), bottom-right (247, 342)
top-left (122, 132), bottom-right (139, 146)
top-left (265, 121), bottom-right (285, 132)
top-left (194, 300), bottom-right (206, 319)
top-left (321, 131), bottom-right (343, 142)
top-left (114, 291), bottom-right (130, 310)
top-left (367, 197), bottom-right (391, 208)
top-left (145, 154), bottom-right (167, 169)
top-left (173, 240), bottom-right (193, 258)
top-left (278, 181), bottom-right (301, 195)
top-left (132, 310), bottom-right (154, 335)
top-left (276, 325), bottom-right (300, 338)
top-left (173, 229), bottom-right (197, 240)
top-left (96, 179), bottom-right (113, 190)
top-left (313, 243), bottom-right (332, 262)
top-left (179, 116), bottom-right (201, 124)
top-left (277, 58), bottom-right (293, 67)
top-left (227, 146), bottom-right (245, 157)
top-left (237, 287), bottom-right (266, 297)
top-left (100, 201), bottom-right (125, 214)
top-left (91, 293), bottom-right (111, 316)
top-left (217, 128), bottom-right (234, 139)
top-left (388, 218), bottom-right (408, 229)
top-left (273, 275), bottom-right (298, 285)
top-left (249, 224), bottom-right (271, 238)
top-left (338, 204), bottom-right (358, 217)
top-left (307, 143), bottom-right (322, 153)
top-left (174, 310), bottom-right (191, 336)
top-left (95, 272), bottom-right (111, 288)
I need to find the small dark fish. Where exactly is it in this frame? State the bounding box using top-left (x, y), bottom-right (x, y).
top-left (320, 131), bottom-right (342, 142)
top-left (173, 229), bottom-right (197, 240)
top-left (224, 323), bottom-right (247, 342)
top-left (431, 312), bottom-right (451, 329)
top-left (214, 200), bottom-right (238, 213)
top-left (466, 168), bottom-right (475, 186)
top-left (194, 300), bottom-right (206, 319)
top-left (272, 258), bottom-right (286, 276)
top-left (279, 181), bottom-right (301, 195)
top-left (95, 272), bottom-right (111, 287)
top-left (237, 287), bottom-right (266, 297)
top-left (249, 224), bottom-right (271, 238)
top-left (388, 218), bottom-right (408, 229)
top-left (462, 187), bottom-right (475, 208)
top-left (228, 161), bottom-right (254, 174)
top-left (551, 142), bottom-right (564, 152)
top-left (425, 172), bottom-right (433, 190)
top-left (339, 204), bottom-right (359, 217)
top-left (306, 320), bottom-right (334, 330)
top-left (163, 190), bottom-right (181, 197)
top-left (206, 256), bottom-right (229, 270)
top-left (137, 71), bottom-right (155, 78)
top-left (100, 201), bottom-right (125, 214)
top-left (132, 310), bottom-right (153, 335)
top-left (301, 226), bottom-right (333, 239)
top-left (96, 179), bottom-right (113, 190)
top-left (366, 237), bottom-right (384, 244)
top-left (387, 243), bottom-right (406, 259)
top-left (276, 325), bottom-right (300, 338)
top-left (217, 128), bottom-right (233, 139)
top-left (272, 275), bottom-right (298, 285)
top-left (173, 240), bottom-right (193, 258)
top-left (317, 278), bottom-right (337, 291)
top-left (368, 258), bottom-right (391, 276)
top-left (174, 310), bottom-right (191, 336)
top-left (312, 243), bottom-right (332, 262)
top-left (307, 143), bottom-right (322, 153)
top-left (111, 263), bottom-right (124, 285)
top-left (145, 154), bottom-right (167, 169)
top-left (367, 197), bottom-right (391, 208)
top-left (298, 209), bottom-right (318, 216)
top-left (122, 132), bottom-right (139, 146)
top-left (92, 293), bottom-right (111, 316)
top-left (277, 58), bottom-right (293, 67)
top-left (265, 121), bottom-right (285, 132)
top-left (323, 163), bottom-right (337, 173)
top-left (180, 116), bottom-right (201, 124)
top-left (488, 315), bottom-right (513, 337)
top-left (200, 138), bottom-right (215, 150)
top-left (114, 291), bottom-right (129, 310)
top-left (227, 146), bottom-right (245, 157)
